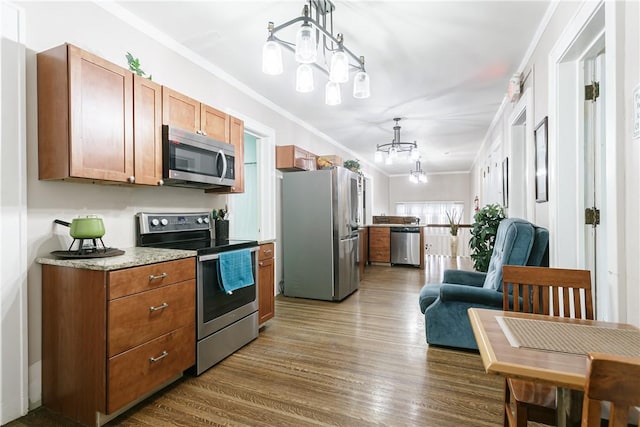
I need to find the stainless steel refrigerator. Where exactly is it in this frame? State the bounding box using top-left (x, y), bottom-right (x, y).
top-left (282, 167), bottom-right (360, 301)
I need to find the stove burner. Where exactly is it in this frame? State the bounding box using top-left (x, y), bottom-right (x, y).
top-left (67, 237), bottom-right (114, 254)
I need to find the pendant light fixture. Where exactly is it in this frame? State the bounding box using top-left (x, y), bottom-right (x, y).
top-left (375, 118), bottom-right (419, 165)
top-left (296, 63), bottom-right (314, 92)
top-left (353, 57), bottom-right (370, 99)
top-left (261, 36), bottom-right (283, 75)
top-left (262, 1), bottom-right (370, 105)
top-left (409, 160), bottom-right (428, 183)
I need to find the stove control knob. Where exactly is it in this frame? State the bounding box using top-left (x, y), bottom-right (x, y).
top-left (160, 218), bottom-right (169, 226)
top-left (203, 217), bottom-right (210, 224)
top-left (196, 217), bottom-right (203, 224)
top-left (150, 218), bottom-right (160, 227)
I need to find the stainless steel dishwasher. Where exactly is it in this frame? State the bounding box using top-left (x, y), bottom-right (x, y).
top-left (390, 227), bottom-right (421, 266)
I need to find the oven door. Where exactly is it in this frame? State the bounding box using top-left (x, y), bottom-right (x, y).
top-left (196, 247), bottom-right (258, 340)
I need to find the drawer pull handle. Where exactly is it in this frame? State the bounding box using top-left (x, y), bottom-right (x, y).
top-left (149, 351), bottom-right (168, 363)
top-left (149, 302), bottom-right (168, 312)
top-left (263, 249), bottom-right (273, 254)
top-left (259, 262), bottom-right (264, 266)
top-left (148, 272), bottom-right (167, 281)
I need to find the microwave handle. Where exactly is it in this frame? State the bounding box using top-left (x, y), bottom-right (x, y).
top-left (219, 149), bottom-right (227, 183)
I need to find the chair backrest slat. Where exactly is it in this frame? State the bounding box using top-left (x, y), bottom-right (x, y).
top-left (502, 266), bottom-right (593, 320)
top-left (581, 352), bottom-right (640, 426)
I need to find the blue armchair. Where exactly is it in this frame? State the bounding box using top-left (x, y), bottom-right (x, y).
top-left (418, 218), bottom-right (549, 350)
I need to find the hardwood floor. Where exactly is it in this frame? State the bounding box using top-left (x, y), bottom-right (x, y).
top-left (12, 256), bottom-right (510, 427)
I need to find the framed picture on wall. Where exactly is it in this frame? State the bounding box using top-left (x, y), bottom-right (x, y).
top-left (534, 116), bottom-right (548, 203)
top-left (502, 157), bottom-right (509, 208)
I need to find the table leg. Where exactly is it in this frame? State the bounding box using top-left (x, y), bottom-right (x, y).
top-left (557, 387), bottom-right (584, 427)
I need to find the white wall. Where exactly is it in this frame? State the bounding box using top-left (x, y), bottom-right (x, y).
top-left (470, 1), bottom-right (640, 327)
top-left (1, 2), bottom-right (29, 423)
top-left (388, 172), bottom-right (471, 222)
top-left (7, 1), bottom-right (390, 416)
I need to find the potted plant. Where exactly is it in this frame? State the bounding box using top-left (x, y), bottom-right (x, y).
top-left (469, 203), bottom-right (505, 272)
top-left (446, 210), bottom-right (462, 256)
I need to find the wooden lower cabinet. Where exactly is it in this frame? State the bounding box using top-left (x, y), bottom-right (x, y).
top-left (258, 243), bottom-right (275, 324)
top-left (368, 227), bottom-right (391, 263)
top-left (42, 258), bottom-right (195, 426)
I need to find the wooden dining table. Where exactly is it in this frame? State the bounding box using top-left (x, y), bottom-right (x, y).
top-left (468, 307), bottom-right (640, 427)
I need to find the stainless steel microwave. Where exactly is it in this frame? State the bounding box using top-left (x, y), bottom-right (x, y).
top-left (162, 125), bottom-right (235, 189)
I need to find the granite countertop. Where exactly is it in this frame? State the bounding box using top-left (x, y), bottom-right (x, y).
top-left (36, 247), bottom-right (197, 271)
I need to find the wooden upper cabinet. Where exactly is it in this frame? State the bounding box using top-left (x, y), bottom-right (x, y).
top-left (276, 145), bottom-right (317, 171)
top-left (206, 115), bottom-right (245, 194)
top-left (133, 75), bottom-right (163, 186)
top-left (38, 44), bottom-right (134, 182)
top-left (162, 87), bottom-right (229, 142)
top-left (162, 87), bottom-right (200, 134)
top-left (201, 105), bottom-right (229, 143)
top-left (228, 116), bottom-right (244, 193)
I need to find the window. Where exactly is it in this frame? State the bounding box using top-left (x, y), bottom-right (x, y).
top-left (396, 201), bottom-right (464, 225)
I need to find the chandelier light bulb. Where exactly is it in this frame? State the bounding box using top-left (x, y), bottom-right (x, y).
top-left (262, 40), bottom-right (283, 75)
top-left (374, 150), bottom-right (383, 163)
top-left (295, 23), bottom-right (317, 64)
top-left (325, 81), bottom-right (342, 106)
top-left (389, 145), bottom-right (399, 159)
top-left (329, 50), bottom-right (349, 83)
top-left (353, 70), bottom-right (370, 99)
top-left (295, 64), bottom-right (314, 93)
top-left (385, 155), bottom-right (392, 165)
top-left (419, 173), bottom-right (428, 183)
top-left (409, 174), bottom-right (418, 184)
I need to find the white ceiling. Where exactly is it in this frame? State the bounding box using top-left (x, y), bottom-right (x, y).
top-left (115, 1), bottom-right (549, 175)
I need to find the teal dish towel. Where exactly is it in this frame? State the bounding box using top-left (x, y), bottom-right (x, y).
top-left (217, 249), bottom-right (254, 294)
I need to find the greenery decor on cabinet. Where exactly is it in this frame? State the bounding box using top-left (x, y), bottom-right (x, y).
top-left (343, 159), bottom-right (362, 174)
top-left (126, 52), bottom-right (152, 80)
top-left (469, 204), bottom-right (505, 272)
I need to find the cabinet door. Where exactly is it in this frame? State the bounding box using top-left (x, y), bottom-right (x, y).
top-left (68, 45), bottom-right (133, 181)
top-left (201, 104), bottom-right (229, 142)
top-left (258, 257), bottom-right (274, 324)
top-left (228, 116), bottom-right (244, 193)
top-left (162, 87), bottom-right (200, 133)
top-left (368, 227), bottom-right (390, 263)
top-left (205, 115), bottom-right (244, 194)
top-left (133, 75), bottom-right (163, 186)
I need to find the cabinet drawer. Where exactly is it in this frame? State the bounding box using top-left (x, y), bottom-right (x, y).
top-left (108, 280), bottom-right (195, 356)
top-left (369, 250), bottom-right (390, 262)
top-left (107, 324), bottom-right (195, 414)
top-left (369, 227), bottom-right (390, 237)
top-left (258, 243), bottom-right (274, 261)
top-left (109, 258), bottom-right (195, 299)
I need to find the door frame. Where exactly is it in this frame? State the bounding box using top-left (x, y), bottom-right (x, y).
top-left (508, 86), bottom-right (535, 221)
top-left (548, 0), bottom-right (625, 321)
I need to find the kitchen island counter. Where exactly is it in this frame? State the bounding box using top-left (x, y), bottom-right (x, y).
top-left (36, 246), bottom-right (196, 271)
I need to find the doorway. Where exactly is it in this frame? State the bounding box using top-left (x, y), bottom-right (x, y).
top-left (549, 2), bottom-right (616, 321)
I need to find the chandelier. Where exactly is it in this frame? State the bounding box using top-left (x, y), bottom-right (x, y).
top-left (261, 0), bottom-right (370, 105)
top-left (409, 160), bottom-right (428, 183)
top-left (375, 118), bottom-right (420, 165)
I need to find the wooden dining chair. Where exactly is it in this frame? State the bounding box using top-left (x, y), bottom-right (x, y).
top-left (501, 265), bottom-right (594, 427)
top-left (581, 352), bottom-right (640, 427)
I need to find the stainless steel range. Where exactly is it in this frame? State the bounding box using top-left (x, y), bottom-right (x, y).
top-left (136, 212), bottom-right (259, 375)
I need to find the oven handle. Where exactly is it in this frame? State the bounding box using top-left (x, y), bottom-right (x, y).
top-left (198, 246), bottom-right (258, 262)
